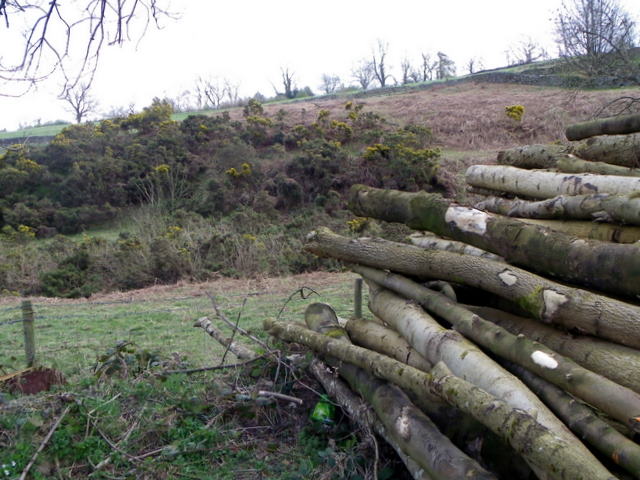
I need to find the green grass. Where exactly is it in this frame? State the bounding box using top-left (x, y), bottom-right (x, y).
top-left (0, 123), bottom-right (70, 140)
top-left (0, 273), bottom-right (361, 377)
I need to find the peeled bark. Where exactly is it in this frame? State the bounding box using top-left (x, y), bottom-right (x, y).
top-left (466, 164), bottom-right (640, 199)
top-left (497, 144), bottom-right (640, 176)
top-left (361, 268), bottom-right (640, 433)
top-left (408, 232), bottom-right (504, 261)
top-left (305, 228), bottom-right (640, 349)
top-left (345, 318), bottom-right (433, 372)
top-left (566, 113), bottom-right (640, 141)
top-left (264, 318), bottom-right (615, 480)
top-left (309, 358), bottom-right (435, 480)
top-left (303, 304), bottom-right (493, 480)
top-left (571, 133), bottom-right (640, 168)
top-left (467, 305), bottom-right (640, 394)
top-left (517, 218), bottom-right (640, 244)
top-left (475, 193), bottom-right (640, 226)
top-left (349, 185), bottom-right (640, 299)
top-left (505, 361), bottom-right (640, 479)
top-left (193, 317), bottom-right (256, 360)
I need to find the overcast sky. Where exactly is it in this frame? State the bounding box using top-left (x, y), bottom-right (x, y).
top-left (0, 0), bottom-right (638, 131)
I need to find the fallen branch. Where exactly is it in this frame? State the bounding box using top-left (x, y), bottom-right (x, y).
top-left (160, 355), bottom-right (268, 376)
top-left (566, 112), bottom-right (640, 140)
top-left (257, 390), bottom-right (303, 405)
top-left (19, 405), bottom-right (72, 480)
top-left (194, 316), bottom-right (257, 360)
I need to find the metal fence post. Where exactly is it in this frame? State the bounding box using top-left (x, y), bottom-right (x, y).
top-left (21, 300), bottom-right (36, 367)
top-left (354, 278), bottom-right (363, 319)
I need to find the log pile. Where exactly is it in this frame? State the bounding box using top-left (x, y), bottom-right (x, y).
top-left (263, 114), bottom-right (640, 479)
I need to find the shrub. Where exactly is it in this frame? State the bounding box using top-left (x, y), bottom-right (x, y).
top-left (505, 105), bottom-right (525, 122)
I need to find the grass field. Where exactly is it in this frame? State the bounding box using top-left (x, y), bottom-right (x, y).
top-left (0, 272), bottom-right (360, 377)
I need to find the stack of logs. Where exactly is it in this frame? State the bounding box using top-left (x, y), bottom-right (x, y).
top-left (264, 112), bottom-right (640, 480)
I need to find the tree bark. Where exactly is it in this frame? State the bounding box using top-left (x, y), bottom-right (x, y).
top-left (345, 318), bottom-right (433, 372)
top-left (497, 144), bottom-right (640, 176)
top-left (475, 193), bottom-right (640, 226)
top-left (361, 268), bottom-right (640, 433)
top-left (466, 164), bottom-right (640, 199)
top-left (467, 305), bottom-right (640, 394)
top-left (264, 318), bottom-right (615, 480)
top-left (193, 317), bottom-right (256, 360)
top-left (349, 184), bottom-right (640, 299)
top-left (570, 133), bottom-right (640, 168)
top-left (517, 218), bottom-right (640, 243)
top-left (408, 232), bottom-right (504, 261)
top-left (303, 304), bottom-right (492, 480)
top-left (305, 228), bottom-right (640, 349)
top-left (505, 361), bottom-right (640, 479)
top-left (566, 113), bottom-right (640, 141)
top-left (308, 358), bottom-right (435, 480)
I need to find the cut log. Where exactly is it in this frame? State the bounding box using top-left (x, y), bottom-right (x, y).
top-left (193, 317), bottom-right (256, 360)
top-left (467, 305), bottom-right (640, 394)
top-left (345, 318), bottom-right (433, 372)
top-left (305, 228), bottom-right (640, 348)
top-left (475, 193), bottom-right (640, 226)
top-left (497, 144), bottom-right (640, 176)
top-left (264, 319), bottom-right (616, 480)
top-left (349, 185), bottom-right (640, 299)
top-left (366, 283), bottom-right (590, 439)
top-left (309, 358), bottom-right (435, 480)
top-left (465, 164), bottom-right (640, 199)
top-left (570, 133), bottom-right (640, 168)
top-left (517, 218), bottom-right (640, 243)
top-left (408, 232), bottom-right (504, 261)
top-left (566, 113), bottom-right (640, 141)
top-left (303, 304), bottom-right (492, 480)
top-left (360, 267), bottom-right (640, 432)
top-left (505, 361), bottom-right (640, 479)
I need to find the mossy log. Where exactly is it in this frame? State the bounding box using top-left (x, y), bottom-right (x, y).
top-left (505, 361), bottom-right (640, 479)
top-left (517, 218), bottom-right (640, 243)
top-left (366, 284), bottom-right (585, 440)
top-left (497, 144), bottom-right (640, 176)
top-left (345, 318), bottom-right (432, 371)
top-left (570, 133), bottom-right (640, 168)
top-left (566, 113), bottom-right (640, 141)
top-left (475, 193), bottom-right (640, 226)
top-left (308, 358), bottom-right (435, 480)
top-left (467, 305), bottom-right (640, 394)
top-left (193, 317), bottom-right (256, 360)
top-left (360, 267), bottom-right (640, 432)
top-left (305, 228), bottom-right (640, 348)
top-left (264, 319), bottom-right (615, 480)
top-left (304, 304), bottom-right (493, 480)
top-left (465, 164), bottom-right (640, 199)
top-left (408, 232), bottom-right (504, 261)
top-left (349, 185), bottom-right (640, 299)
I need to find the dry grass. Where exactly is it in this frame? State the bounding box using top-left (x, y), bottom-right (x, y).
top-left (245, 82), bottom-right (640, 151)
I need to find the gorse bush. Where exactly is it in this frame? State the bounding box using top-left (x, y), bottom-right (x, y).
top-left (0, 98), bottom-right (441, 296)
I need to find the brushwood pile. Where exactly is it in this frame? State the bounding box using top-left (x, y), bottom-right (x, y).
top-left (264, 112), bottom-right (640, 480)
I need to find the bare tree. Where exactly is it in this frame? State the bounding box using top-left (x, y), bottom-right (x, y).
top-left (555, 0), bottom-right (638, 80)
top-left (223, 78), bottom-right (240, 105)
top-left (400, 58), bottom-right (418, 84)
top-left (420, 53), bottom-right (438, 81)
top-left (371, 40), bottom-right (392, 87)
top-left (436, 52), bottom-right (456, 79)
top-left (0, 1), bottom-right (173, 96)
top-left (195, 77), bottom-right (225, 109)
top-left (352, 60), bottom-right (375, 90)
top-left (60, 82), bottom-right (98, 123)
top-left (466, 57), bottom-right (484, 74)
top-left (509, 37), bottom-right (548, 65)
top-left (320, 74), bottom-right (341, 94)
top-left (277, 67), bottom-right (297, 99)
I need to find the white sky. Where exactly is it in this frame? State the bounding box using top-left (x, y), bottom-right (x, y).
top-left (0, 0), bottom-right (638, 131)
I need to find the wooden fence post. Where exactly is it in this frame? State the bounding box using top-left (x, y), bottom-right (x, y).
top-left (21, 300), bottom-right (35, 367)
top-left (354, 278), bottom-right (363, 319)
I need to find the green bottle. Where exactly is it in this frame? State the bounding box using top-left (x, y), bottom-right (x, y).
top-left (310, 394), bottom-right (335, 425)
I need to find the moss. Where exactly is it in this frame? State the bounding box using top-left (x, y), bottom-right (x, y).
top-left (515, 286), bottom-right (544, 316)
